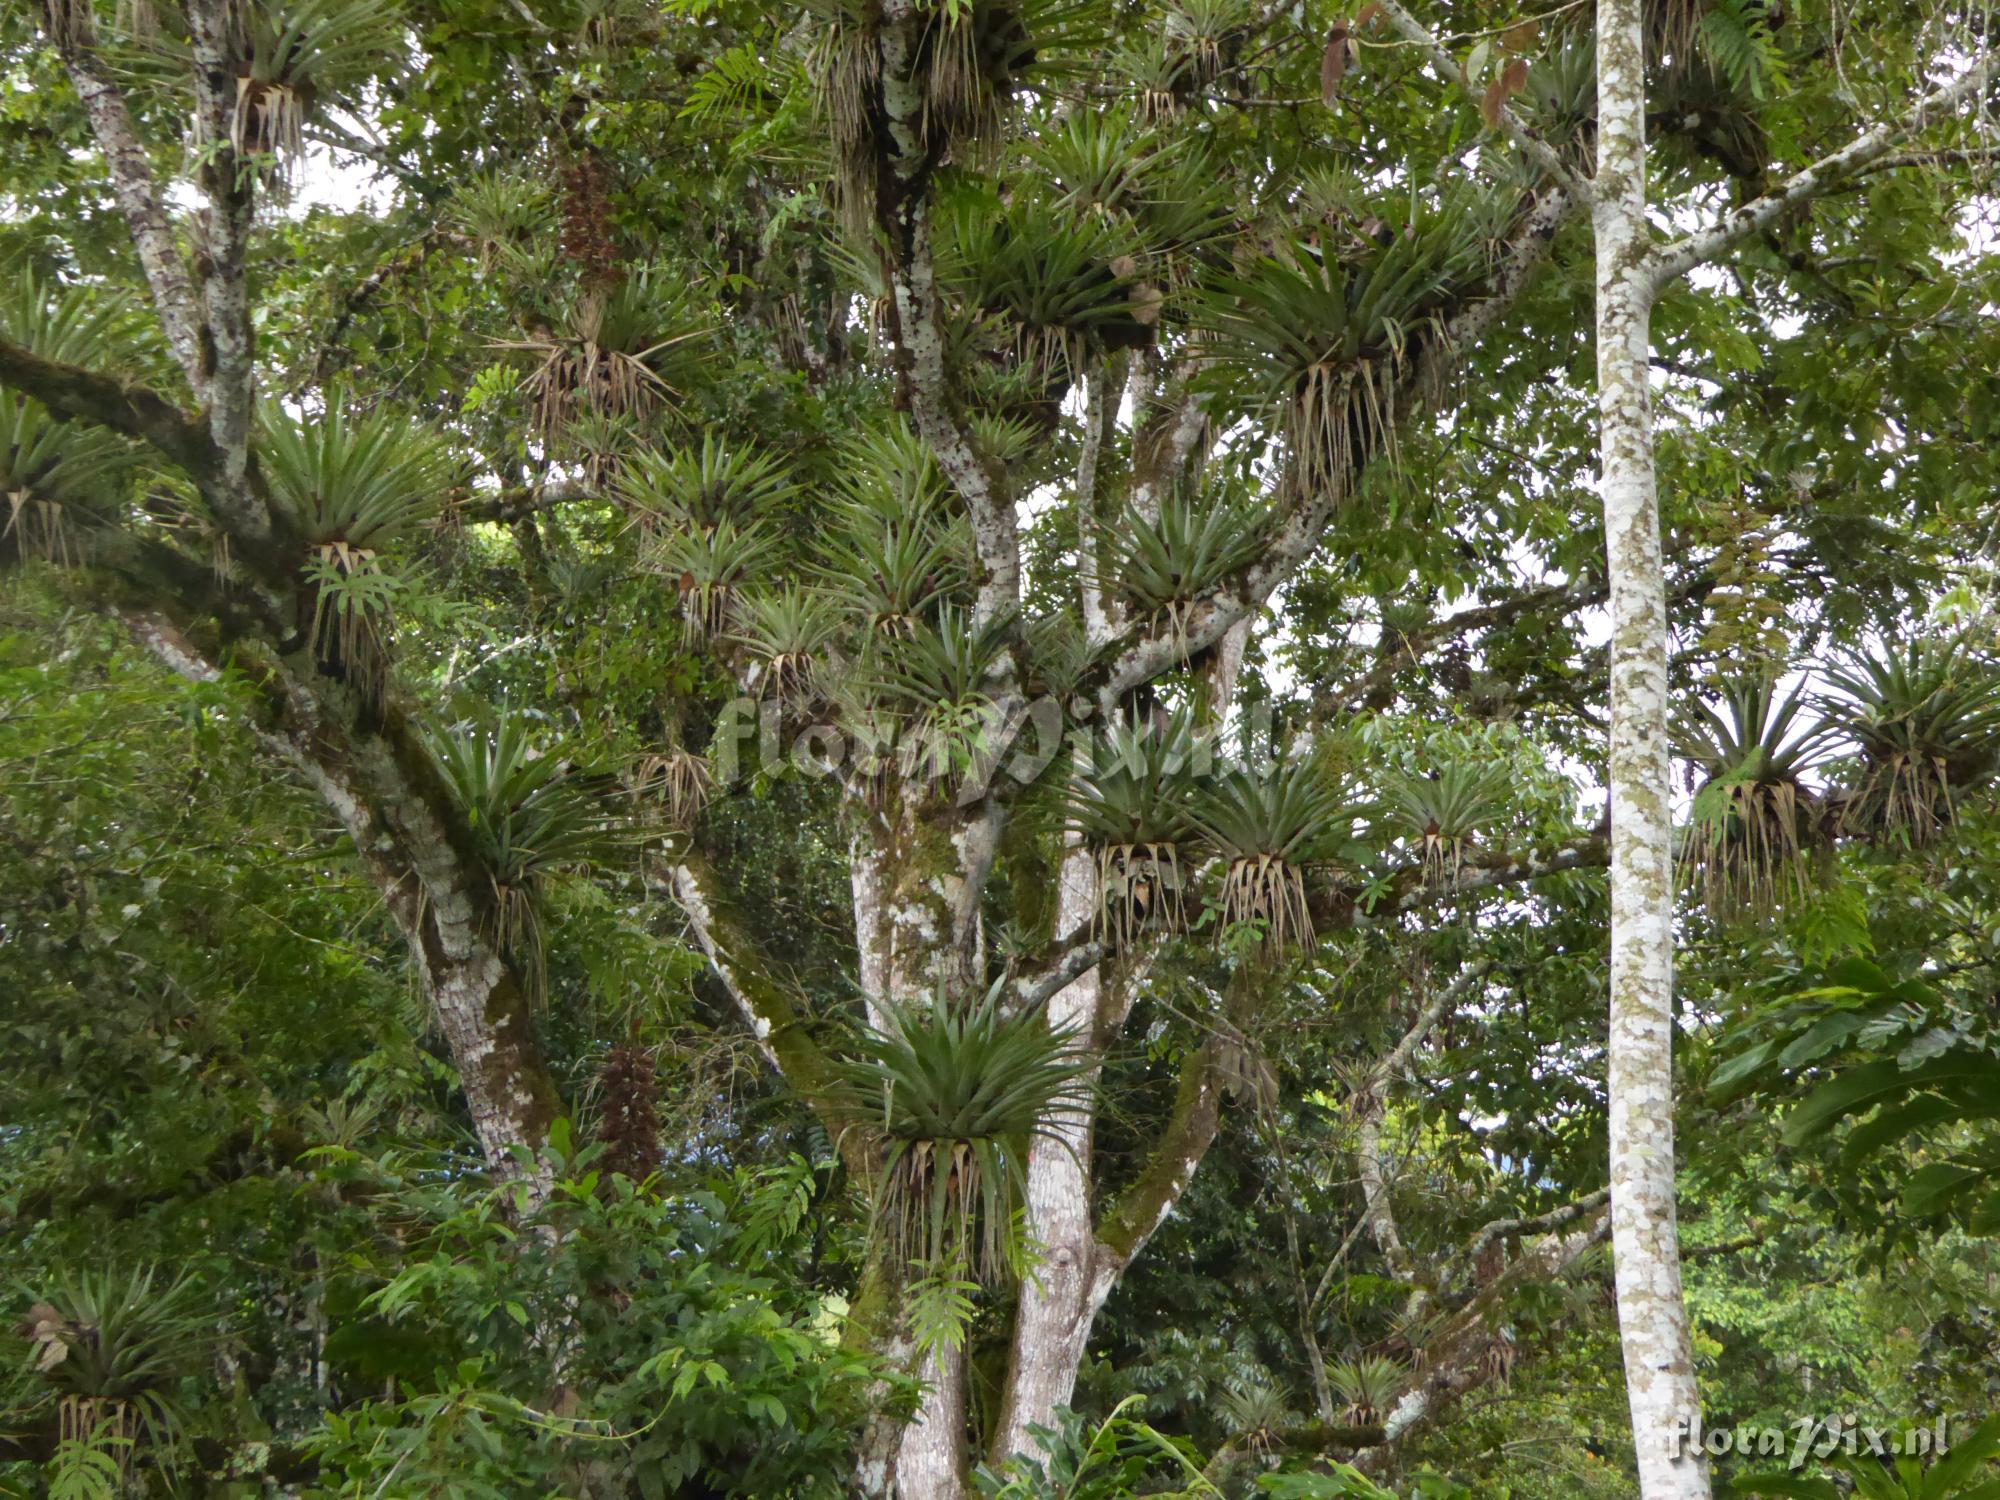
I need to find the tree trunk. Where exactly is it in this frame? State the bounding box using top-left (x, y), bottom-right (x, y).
top-left (123, 612), bottom-right (562, 1191)
top-left (897, 1346), bottom-right (968, 1499)
top-left (993, 843), bottom-right (1114, 1463)
top-left (848, 795), bottom-right (981, 1498)
top-left (1592, 0), bottom-right (1711, 1491)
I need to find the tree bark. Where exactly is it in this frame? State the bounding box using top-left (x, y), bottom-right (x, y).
top-left (992, 844), bottom-right (1114, 1463)
top-left (121, 611), bottom-right (564, 1187)
top-left (847, 796), bottom-right (980, 1498)
top-left (1592, 0), bottom-right (1710, 1489)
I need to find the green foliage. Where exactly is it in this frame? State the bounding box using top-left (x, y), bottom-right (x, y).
top-left (863, 605), bottom-right (1015, 784)
top-left (0, 393), bottom-right (134, 561)
top-left (1729, 1412), bottom-right (2000, 1498)
top-left (428, 712), bottom-right (635, 999)
top-left (506, 269), bottom-right (712, 441)
top-left (0, 272), bottom-right (148, 368)
top-left (1065, 712), bottom-right (1208, 946)
top-left (1104, 482), bottom-right (1270, 635)
top-left (943, 185), bottom-right (1151, 395)
top-left (1699, 0), bottom-right (1788, 101)
top-left (446, 170), bottom-right (557, 267)
top-left (1715, 957), bottom-right (2000, 1240)
top-left (12, 0), bottom-right (2000, 1486)
top-left (826, 418), bottom-right (950, 522)
top-left (841, 981), bottom-right (1091, 1291)
top-left (974, 1395), bottom-right (1216, 1498)
top-left (231, 0), bottom-right (408, 161)
top-left (647, 512), bottom-right (777, 642)
top-left (1258, 1466), bottom-right (1400, 1499)
top-left (1383, 758), bottom-right (1511, 885)
top-left (0, 278), bottom-right (148, 560)
top-left (303, 1153), bottom-right (882, 1497)
top-left (4, 1266), bottom-right (210, 1465)
top-left (1676, 679), bottom-right (1825, 917)
top-left (1196, 200), bottom-right (1493, 498)
top-left (1193, 757), bottom-right (1361, 954)
top-left (1326, 1353), bottom-right (1404, 1425)
top-left (260, 400), bottom-right (457, 551)
top-left (816, 507), bottom-right (965, 638)
top-left (1821, 637), bottom-right (2000, 846)
top-left (619, 433), bottom-right (799, 528)
top-left (733, 583), bottom-right (838, 705)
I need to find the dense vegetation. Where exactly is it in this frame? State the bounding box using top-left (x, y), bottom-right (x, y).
top-left (2, 0), bottom-right (1999, 1495)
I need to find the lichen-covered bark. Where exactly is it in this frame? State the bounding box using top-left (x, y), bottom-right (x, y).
top-left (1581, 44), bottom-right (1996, 1491)
top-left (837, 789), bottom-right (987, 1494)
top-left (1593, 0), bottom-right (1710, 1490)
top-left (41, 18), bottom-right (205, 388)
top-left (993, 844), bottom-right (1110, 1463)
top-left (121, 610), bottom-right (564, 1190)
top-left (183, 0), bottom-right (257, 497)
top-left (873, 3), bottom-right (1018, 636)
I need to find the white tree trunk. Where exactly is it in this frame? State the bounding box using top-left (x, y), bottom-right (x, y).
top-left (993, 616), bottom-right (1253, 1461)
top-left (1593, 0), bottom-right (1711, 1492)
top-left (847, 805), bottom-right (973, 1498)
top-left (896, 1344), bottom-right (968, 1498)
top-left (993, 844), bottom-right (1115, 1462)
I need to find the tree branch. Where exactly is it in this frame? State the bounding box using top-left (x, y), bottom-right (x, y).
top-left (1080, 182), bottom-right (1584, 707)
top-left (874, 3), bottom-right (1020, 632)
top-left (1094, 1035), bottom-right (1225, 1264)
top-left (115, 608), bottom-right (565, 1181)
top-left (1358, 1207), bottom-right (1610, 1464)
top-left (1323, 573), bottom-right (1605, 713)
top-left (40, 9), bottom-right (205, 386)
top-left (1459, 1188), bottom-right (1610, 1272)
top-left (1372, 0), bottom-right (1594, 199)
top-left (1646, 53), bottom-right (1998, 290)
top-left (0, 338), bottom-right (222, 483)
top-left (1308, 828), bottom-right (1611, 934)
top-left (1013, 936), bottom-right (1110, 1014)
top-left (1354, 961), bottom-right (1495, 1307)
top-left (660, 848), bottom-right (865, 1164)
top-left (454, 480), bottom-right (601, 525)
top-left (184, 0), bottom-right (259, 504)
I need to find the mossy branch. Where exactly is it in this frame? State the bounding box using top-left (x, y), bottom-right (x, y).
top-left (664, 848), bottom-right (870, 1172)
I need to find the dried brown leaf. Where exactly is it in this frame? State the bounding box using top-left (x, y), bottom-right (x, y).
top-left (1322, 23), bottom-right (1351, 102)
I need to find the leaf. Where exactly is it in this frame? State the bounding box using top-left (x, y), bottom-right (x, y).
top-left (1500, 19), bottom-right (1539, 52)
top-left (1923, 1413), bottom-right (2000, 1498)
top-left (1783, 1056), bottom-right (1991, 1144)
top-left (1825, 956), bottom-right (1894, 993)
top-left (1777, 1011), bottom-right (1866, 1069)
top-left (1729, 1474), bottom-right (1841, 1499)
top-left (1481, 58), bottom-right (1529, 126)
top-left (1322, 24), bottom-right (1352, 102)
top-left (1902, 1162), bottom-right (1983, 1218)
top-left (1709, 1036), bottom-right (1778, 1099)
top-left (1898, 1027), bottom-right (1961, 1068)
top-left (1839, 1093), bottom-right (1962, 1166)
top-left (1844, 1466), bottom-right (1906, 1500)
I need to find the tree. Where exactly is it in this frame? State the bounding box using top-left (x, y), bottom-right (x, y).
top-left (1583, 0), bottom-right (1993, 1488)
top-left (5, 0), bottom-right (2000, 1495)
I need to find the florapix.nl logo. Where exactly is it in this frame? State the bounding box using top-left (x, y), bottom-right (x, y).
top-left (1667, 1413), bottom-right (1957, 1470)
